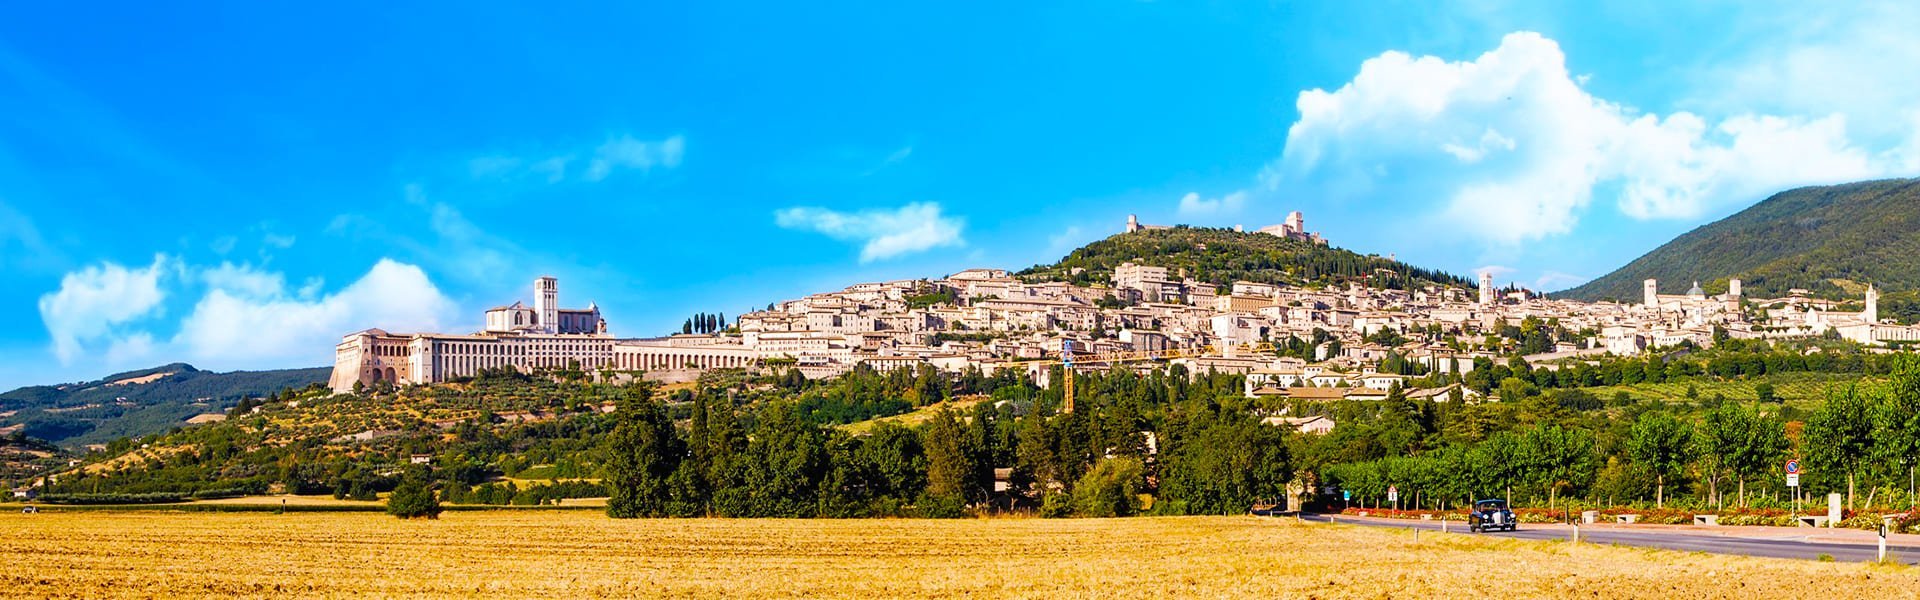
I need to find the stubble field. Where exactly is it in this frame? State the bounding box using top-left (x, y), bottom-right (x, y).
top-left (1, 510), bottom-right (1915, 598)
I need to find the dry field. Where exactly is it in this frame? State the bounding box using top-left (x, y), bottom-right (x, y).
top-left (1, 511), bottom-right (1915, 599)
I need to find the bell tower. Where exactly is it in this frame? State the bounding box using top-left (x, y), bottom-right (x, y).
top-left (535, 276), bottom-right (558, 333)
top-left (1866, 284), bottom-right (1879, 324)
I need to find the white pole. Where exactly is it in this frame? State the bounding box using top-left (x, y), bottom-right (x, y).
top-left (1881, 524), bottom-right (1889, 563)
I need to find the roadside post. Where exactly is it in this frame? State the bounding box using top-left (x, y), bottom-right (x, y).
top-left (1829, 493), bottom-right (1843, 528)
top-left (1785, 459), bottom-right (1800, 517)
top-left (1388, 486), bottom-right (1398, 511)
top-left (1880, 521), bottom-right (1890, 563)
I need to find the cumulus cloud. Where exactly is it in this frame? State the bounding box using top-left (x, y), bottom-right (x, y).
top-left (36, 257), bottom-right (456, 370)
top-left (171, 260), bottom-right (455, 365)
top-left (37, 254), bottom-right (177, 364)
top-left (1176, 191), bottom-right (1249, 218)
top-left (775, 202), bottom-right (965, 263)
top-left (1267, 31), bottom-right (1904, 244)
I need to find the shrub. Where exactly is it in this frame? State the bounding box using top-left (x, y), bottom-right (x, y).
top-left (1039, 492), bottom-right (1073, 518)
top-left (1072, 457), bottom-right (1145, 517)
top-left (386, 480), bottom-right (442, 520)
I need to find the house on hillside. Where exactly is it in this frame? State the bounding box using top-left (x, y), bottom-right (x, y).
top-left (1406, 384), bottom-right (1485, 403)
top-left (1261, 415), bottom-right (1336, 435)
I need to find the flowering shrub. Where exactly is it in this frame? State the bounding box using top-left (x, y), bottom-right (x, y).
top-left (1337, 505), bottom-right (1886, 529)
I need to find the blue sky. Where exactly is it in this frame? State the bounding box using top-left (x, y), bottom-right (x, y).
top-left (5, 2), bottom-right (1919, 387)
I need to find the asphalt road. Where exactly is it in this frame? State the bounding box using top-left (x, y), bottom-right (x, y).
top-left (1300, 513), bottom-right (1920, 564)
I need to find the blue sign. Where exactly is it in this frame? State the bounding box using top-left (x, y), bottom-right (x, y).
top-left (1342, 490), bottom-right (1350, 500)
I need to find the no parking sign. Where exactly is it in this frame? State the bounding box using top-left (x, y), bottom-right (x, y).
top-left (1785, 458), bottom-right (1800, 487)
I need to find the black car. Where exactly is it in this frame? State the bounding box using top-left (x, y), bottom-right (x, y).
top-left (1468, 499), bottom-right (1516, 532)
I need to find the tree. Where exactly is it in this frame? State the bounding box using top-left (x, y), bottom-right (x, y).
top-left (1518, 424), bottom-right (1595, 513)
top-left (386, 477), bottom-right (442, 519)
top-left (920, 408), bottom-right (978, 516)
top-left (1754, 382), bottom-right (1778, 404)
top-left (1471, 432), bottom-right (1525, 505)
top-left (1072, 457), bottom-right (1145, 517)
top-left (1159, 411), bottom-right (1291, 514)
top-left (1700, 403), bottom-right (1787, 507)
top-left (1805, 386), bottom-right (1877, 510)
top-left (1876, 357), bottom-right (1920, 509)
top-left (1625, 411), bottom-right (1695, 508)
top-left (605, 391), bottom-right (684, 518)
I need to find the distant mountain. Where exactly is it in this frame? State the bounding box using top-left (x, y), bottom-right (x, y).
top-left (1558, 179), bottom-right (1920, 310)
top-left (1018, 226), bottom-right (1474, 292)
top-left (0, 363), bottom-right (329, 447)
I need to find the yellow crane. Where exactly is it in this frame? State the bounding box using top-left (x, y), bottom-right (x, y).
top-left (1040, 341), bottom-right (1283, 413)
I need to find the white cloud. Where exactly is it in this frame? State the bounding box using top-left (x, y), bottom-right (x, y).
top-left (1268, 31), bottom-right (1905, 244)
top-left (1176, 191), bottom-right (1248, 218)
top-left (36, 257), bottom-right (456, 371)
top-left (775, 202), bottom-right (965, 263)
top-left (171, 260), bottom-right (455, 366)
top-left (37, 254), bottom-right (177, 364)
top-left (586, 134), bottom-right (685, 181)
top-left (0, 199), bottom-right (63, 271)
top-left (1045, 225), bottom-right (1088, 258)
top-left (201, 262), bottom-right (287, 299)
top-left (469, 133), bottom-right (685, 183)
top-left (1700, 2), bottom-right (1920, 145)
top-left (1533, 271), bottom-right (1588, 291)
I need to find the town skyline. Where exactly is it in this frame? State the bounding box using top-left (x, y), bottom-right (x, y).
top-left (9, 3), bottom-right (1920, 389)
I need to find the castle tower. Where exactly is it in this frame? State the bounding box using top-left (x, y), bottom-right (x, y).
top-left (1729, 279), bottom-right (1742, 298)
top-left (1286, 211), bottom-right (1305, 235)
top-left (1866, 284), bottom-right (1879, 324)
top-left (535, 276), bottom-right (558, 334)
top-left (1479, 272), bottom-right (1494, 305)
top-left (1643, 279), bottom-right (1659, 310)
top-left (1126, 214), bottom-right (1140, 233)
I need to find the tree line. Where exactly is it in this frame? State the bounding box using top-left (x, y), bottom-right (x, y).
top-left (602, 366), bottom-right (1294, 518)
top-left (1312, 356), bottom-right (1920, 513)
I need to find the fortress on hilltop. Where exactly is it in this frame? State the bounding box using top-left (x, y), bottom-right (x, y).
top-left (1126, 211), bottom-right (1327, 246)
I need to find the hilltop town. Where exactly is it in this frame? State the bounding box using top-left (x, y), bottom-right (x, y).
top-left (329, 214), bottom-right (1920, 402)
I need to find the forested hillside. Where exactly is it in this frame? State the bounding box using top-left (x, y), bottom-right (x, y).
top-left (1558, 179), bottom-right (1920, 307)
top-left (0, 363), bottom-right (329, 447)
top-left (1018, 227), bottom-right (1473, 292)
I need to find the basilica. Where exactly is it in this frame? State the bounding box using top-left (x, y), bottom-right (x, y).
top-left (327, 277), bottom-right (754, 393)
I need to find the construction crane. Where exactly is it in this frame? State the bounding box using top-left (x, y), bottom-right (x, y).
top-left (1043, 341), bottom-right (1283, 414)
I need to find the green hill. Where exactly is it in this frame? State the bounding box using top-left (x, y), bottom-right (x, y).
top-left (1558, 179), bottom-right (1920, 308)
top-left (0, 363), bottom-right (330, 447)
top-left (1018, 226), bottom-right (1473, 292)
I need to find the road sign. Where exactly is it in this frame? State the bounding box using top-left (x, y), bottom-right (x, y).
top-left (1388, 486), bottom-right (1398, 502)
top-left (1342, 490), bottom-right (1351, 501)
top-left (1787, 473), bottom-right (1800, 488)
top-left (1785, 459), bottom-right (1800, 475)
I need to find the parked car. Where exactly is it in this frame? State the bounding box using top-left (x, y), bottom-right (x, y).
top-left (1469, 499), bottom-right (1516, 532)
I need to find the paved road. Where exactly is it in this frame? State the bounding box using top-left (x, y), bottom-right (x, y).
top-left (1300, 513), bottom-right (1920, 564)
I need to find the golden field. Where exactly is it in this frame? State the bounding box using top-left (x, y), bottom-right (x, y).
top-left (0, 510), bottom-right (1914, 599)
